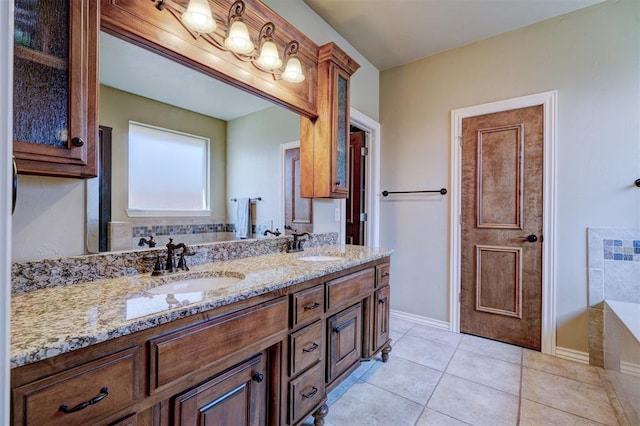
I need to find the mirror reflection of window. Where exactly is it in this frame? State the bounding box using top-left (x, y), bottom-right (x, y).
top-left (127, 121), bottom-right (210, 216)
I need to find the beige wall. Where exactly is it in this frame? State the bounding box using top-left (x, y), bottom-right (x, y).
top-left (227, 106), bottom-right (340, 235)
top-left (99, 85), bottom-right (228, 223)
top-left (380, 0), bottom-right (640, 352)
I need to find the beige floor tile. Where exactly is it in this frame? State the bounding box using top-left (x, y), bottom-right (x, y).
top-left (361, 356), bottom-right (442, 404)
top-left (523, 349), bottom-right (603, 385)
top-left (390, 316), bottom-right (415, 334)
top-left (323, 381), bottom-right (423, 426)
top-left (407, 324), bottom-right (463, 347)
top-left (389, 330), bottom-right (403, 346)
top-left (459, 334), bottom-right (523, 364)
top-left (416, 408), bottom-right (470, 425)
top-left (428, 374), bottom-right (519, 426)
top-left (522, 367), bottom-right (617, 425)
top-left (392, 335), bottom-right (456, 371)
top-left (446, 348), bottom-right (521, 395)
top-left (519, 399), bottom-right (607, 426)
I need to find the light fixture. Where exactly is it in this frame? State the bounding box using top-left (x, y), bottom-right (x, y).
top-left (282, 41), bottom-right (305, 83)
top-left (181, 0), bottom-right (216, 34)
top-left (224, 1), bottom-right (254, 54)
top-left (155, 0), bottom-right (304, 83)
top-left (256, 23), bottom-right (282, 69)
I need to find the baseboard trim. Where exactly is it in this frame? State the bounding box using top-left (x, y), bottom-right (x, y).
top-left (390, 310), bottom-right (450, 331)
top-left (555, 347), bottom-right (590, 364)
top-left (620, 361), bottom-right (640, 377)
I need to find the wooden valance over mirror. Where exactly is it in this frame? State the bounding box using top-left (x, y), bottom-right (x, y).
top-left (101, 0), bottom-right (319, 119)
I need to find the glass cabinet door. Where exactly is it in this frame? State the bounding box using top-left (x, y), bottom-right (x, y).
top-left (332, 69), bottom-right (350, 196)
top-left (13, 0), bottom-right (98, 178)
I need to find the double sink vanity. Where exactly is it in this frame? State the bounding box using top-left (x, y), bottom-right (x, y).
top-left (10, 237), bottom-right (392, 425)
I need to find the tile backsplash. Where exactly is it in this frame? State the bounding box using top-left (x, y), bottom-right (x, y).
top-left (602, 239), bottom-right (640, 261)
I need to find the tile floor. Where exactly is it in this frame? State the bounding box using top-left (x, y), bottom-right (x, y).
top-left (305, 316), bottom-right (627, 426)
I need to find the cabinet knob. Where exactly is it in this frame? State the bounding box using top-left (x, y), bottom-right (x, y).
top-left (71, 137), bottom-right (84, 147)
top-left (335, 181), bottom-right (341, 186)
top-left (252, 372), bottom-right (264, 383)
top-left (378, 297), bottom-right (387, 305)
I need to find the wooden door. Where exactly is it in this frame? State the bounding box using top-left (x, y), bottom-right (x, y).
top-left (285, 147), bottom-right (313, 234)
top-left (346, 131), bottom-right (366, 245)
top-left (172, 353), bottom-right (266, 426)
top-left (460, 105), bottom-right (543, 350)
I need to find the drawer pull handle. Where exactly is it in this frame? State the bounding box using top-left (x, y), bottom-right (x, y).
top-left (302, 386), bottom-right (318, 399)
top-left (303, 302), bottom-right (320, 311)
top-left (302, 342), bottom-right (319, 353)
top-left (378, 297), bottom-right (387, 305)
top-left (252, 372), bottom-right (264, 383)
top-left (333, 318), bottom-right (354, 334)
top-left (381, 272), bottom-right (390, 278)
top-left (58, 387), bottom-right (109, 414)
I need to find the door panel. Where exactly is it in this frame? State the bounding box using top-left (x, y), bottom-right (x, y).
top-left (346, 131), bottom-right (365, 245)
top-left (285, 147), bottom-right (312, 234)
top-left (460, 105), bottom-right (543, 350)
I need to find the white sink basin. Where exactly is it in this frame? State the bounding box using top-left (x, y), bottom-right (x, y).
top-left (298, 255), bottom-right (344, 262)
top-left (147, 274), bottom-right (244, 294)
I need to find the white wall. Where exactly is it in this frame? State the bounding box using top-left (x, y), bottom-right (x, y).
top-left (380, 0), bottom-right (640, 352)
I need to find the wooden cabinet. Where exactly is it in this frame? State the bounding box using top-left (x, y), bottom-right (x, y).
top-left (172, 353), bottom-right (267, 426)
top-left (301, 43), bottom-right (360, 198)
top-left (13, 0), bottom-right (98, 178)
top-left (327, 303), bottom-right (362, 384)
top-left (12, 348), bottom-right (138, 426)
top-left (11, 258), bottom-right (391, 426)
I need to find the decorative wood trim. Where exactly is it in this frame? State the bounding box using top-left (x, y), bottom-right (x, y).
top-left (100, 0), bottom-right (319, 119)
top-left (476, 124), bottom-right (524, 230)
top-left (475, 245), bottom-right (523, 319)
top-left (450, 90), bottom-right (558, 355)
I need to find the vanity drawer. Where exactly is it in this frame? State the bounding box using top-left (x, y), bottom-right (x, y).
top-left (13, 348), bottom-right (137, 426)
top-left (288, 361), bottom-right (325, 424)
top-left (289, 320), bottom-right (323, 377)
top-left (326, 268), bottom-right (375, 312)
top-left (376, 262), bottom-right (390, 288)
top-left (291, 284), bottom-right (324, 327)
top-left (148, 297), bottom-right (287, 393)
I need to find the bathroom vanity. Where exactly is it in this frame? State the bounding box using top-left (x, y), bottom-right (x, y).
top-left (10, 245), bottom-right (392, 425)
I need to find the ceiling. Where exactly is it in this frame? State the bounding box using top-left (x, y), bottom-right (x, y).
top-left (303, 0), bottom-right (604, 70)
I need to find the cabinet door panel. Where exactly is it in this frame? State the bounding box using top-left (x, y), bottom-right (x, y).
top-left (13, 0), bottom-right (98, 178)
top-left (373, 286), bottom-right (390, 352)
top-left (327, 303), bottom-right (362, 383)
top-left (173, 353), bottom-right (266, 426)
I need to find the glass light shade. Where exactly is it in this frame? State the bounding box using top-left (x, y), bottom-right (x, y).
top-left (256, 40), bottom-right (282, 69)
top-left (181, 0), bottom-right (216, 33)
top-left (224, 20), bottom-right (254, 54)
top-left (282, 56), bottom-right (305, 83)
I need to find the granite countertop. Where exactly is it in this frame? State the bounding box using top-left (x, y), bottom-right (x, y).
top-left (11, 245), bottom-right (392, 368)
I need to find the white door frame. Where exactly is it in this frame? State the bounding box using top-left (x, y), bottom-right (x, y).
top-left (280, 140), bottom-right (300, 234)
top-left (449, 91), bottom-right (558, 355)
top-left (1, 1), bottom-right (13, 422)
top-left (350, 108), bottom-right (381, 248)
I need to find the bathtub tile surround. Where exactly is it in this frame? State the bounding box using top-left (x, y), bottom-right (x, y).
top-left (11, 232), bottom-right (338, 294)
top-left (587, 228), bottom-right (640, 368)
top-left (587, 228), bottom-right (640, 425)
top-left (303, 319), bottom-right (626, 426)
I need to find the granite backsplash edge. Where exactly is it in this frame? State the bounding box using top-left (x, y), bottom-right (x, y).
top-left (11, 232), bottom-right (339, 294)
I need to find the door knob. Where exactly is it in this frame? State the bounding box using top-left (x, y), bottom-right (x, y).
top-left (524, 234), bottom-right (538, 243)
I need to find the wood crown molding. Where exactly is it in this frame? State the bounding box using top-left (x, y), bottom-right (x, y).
top-left (318, 42), bottom-right (360, 75)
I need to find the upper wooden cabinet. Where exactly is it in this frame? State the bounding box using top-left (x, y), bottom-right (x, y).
top-left (13, 0), bottom-right (99, 178)
top-left (301, 43), bottom-right (360, 198)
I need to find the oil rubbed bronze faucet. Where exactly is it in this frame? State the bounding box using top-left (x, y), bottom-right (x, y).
top-left (263, 228), bottom-right (281, 237)
top-left (152, 238), bottom-right (194, 276)
top-left (138, 235), bottom-right (156, 248)
top-left (287, 231), bottom-right (311, 253)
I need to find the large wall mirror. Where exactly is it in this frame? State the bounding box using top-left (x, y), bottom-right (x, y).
top-left (87, 31), bottom-right (304, 252)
